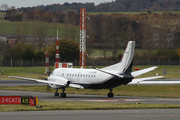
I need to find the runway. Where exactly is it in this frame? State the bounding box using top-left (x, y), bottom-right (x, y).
top-left (1, 109), bottom-right (180, 120)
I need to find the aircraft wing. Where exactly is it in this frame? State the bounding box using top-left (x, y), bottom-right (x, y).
top-left (131, 66), bottom-right (158, 77)
top-left (9, 76), bottom-right (66, 86)
top-left (129, 76), bottom-right (163, 84)
top-left (9, 76), bottom-right (84, 89)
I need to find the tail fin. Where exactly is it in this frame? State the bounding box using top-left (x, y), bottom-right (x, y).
top-left (102, 41), bottom-right (135, 74)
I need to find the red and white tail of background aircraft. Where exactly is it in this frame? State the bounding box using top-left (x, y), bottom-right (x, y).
top-left (9, 41), bottom-right (163, 98)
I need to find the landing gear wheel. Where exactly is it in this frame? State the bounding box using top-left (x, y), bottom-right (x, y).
top-left (60, 93), bottom-right (66, 98)
top-left (54, 93), bottom-right (59, 96)
top-left (108, 93), bottom-right (114, 98)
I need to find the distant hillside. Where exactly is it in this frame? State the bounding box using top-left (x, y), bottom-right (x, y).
top-left (17, 0), bottom-right (180, 12)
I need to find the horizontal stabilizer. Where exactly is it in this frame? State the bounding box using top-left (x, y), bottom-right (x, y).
top-left (131, 66), bottom-right (158, 77)
top-left (137, 81), bottom-right (180, 84)
top-left (129, 76), bottom-right (163, 84)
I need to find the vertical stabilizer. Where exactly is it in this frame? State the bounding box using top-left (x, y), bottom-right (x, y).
top-left (102, 41), bottom-right (135, 73)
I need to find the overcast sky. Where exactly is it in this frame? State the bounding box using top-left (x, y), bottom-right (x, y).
top-left (0, 0), bottom-right (114, 8)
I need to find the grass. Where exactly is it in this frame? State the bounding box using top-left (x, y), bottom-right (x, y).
top-left (1, 101), bottom-right (180, 111)
top-left (0, 20), bottom-right (80, 41)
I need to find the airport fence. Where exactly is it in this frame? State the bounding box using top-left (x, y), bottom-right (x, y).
top-left (0, 59), bottom-right (180, 67)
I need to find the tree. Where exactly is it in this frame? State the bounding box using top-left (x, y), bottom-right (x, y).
top-left (0, 20), bottom-right (8, 60)
top-left (1, 4), bottom-right (9, 11)
top-left (3, 43), bottom-right (45, 61)
top-left (50, 39), bottom-right (79, 61)
top-left (87, 14), bottom-right (138, 59)
top-left (173, 24), bottom-right (180, 49)
top-left (4, 43), bottom-right (24, 60)
top-left (21, 45), bottom-right (35, 60)
top-left (32, 21), bottom-right (48, 50)
top-left (87, 14), bottom-right (109, 59)
top-left (106, 15), bottom-right (131, 58)
top-left (139, 20), bottom-right (153, 60)
top-left (63, 11), bottom-right (77, 41)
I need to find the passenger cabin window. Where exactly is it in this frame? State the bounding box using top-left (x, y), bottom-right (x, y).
top-left (67, 74), bottom-right (69, 76)
top-left (62, 73), bottom-right (64, 76)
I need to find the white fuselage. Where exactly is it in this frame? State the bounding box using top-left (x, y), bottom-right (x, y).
top-left (48, 68), bottom-right (122, 89)
top-left (50, 68), bottom-right (115, 83)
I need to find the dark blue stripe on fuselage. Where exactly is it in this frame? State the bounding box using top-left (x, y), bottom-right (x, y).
top-left (79, 76), bottom-right (132, 89)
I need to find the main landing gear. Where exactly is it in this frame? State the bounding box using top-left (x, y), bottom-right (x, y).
top-left (107, 88), bottom-right (114, 98)
top-left (54, 87), bottom-right (66, 98)
top-left (54, 89), bottom-right (59, 96)
top-left (60, 87), bottom-right (66, 98)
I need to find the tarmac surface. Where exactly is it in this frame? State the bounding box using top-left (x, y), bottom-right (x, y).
top-left (1, 110), bottom-right (180, 120)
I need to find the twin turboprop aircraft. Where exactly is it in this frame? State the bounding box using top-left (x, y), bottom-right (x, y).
top-left (9, 41), bottom-right (163, 98)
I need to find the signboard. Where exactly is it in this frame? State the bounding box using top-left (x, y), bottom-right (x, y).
top-left (30, 97), bottom-right (38, 106)
top-left (0, 96), bottom-right (38, 106)
top-left (21, 97), bottom-right (30, 105)
top-left (0, 96), bottom-right (21, 104)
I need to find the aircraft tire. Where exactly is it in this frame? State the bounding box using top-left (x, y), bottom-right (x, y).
top-left (108, 93), bottom-right (114, 98)
top-left (60, 93), bottom-right (66, 98)
top-left (54, 93), bottom-right (59, 96)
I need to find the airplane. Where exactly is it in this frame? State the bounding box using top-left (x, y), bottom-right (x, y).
top-left (9, 41), bottom-right (163, 98)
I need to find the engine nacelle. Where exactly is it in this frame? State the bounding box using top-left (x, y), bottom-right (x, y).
top-left (47, 76), bottom-right (70, 89)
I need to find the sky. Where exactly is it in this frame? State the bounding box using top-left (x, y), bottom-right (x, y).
top-left (0, 0), bottom-right (114, 8)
